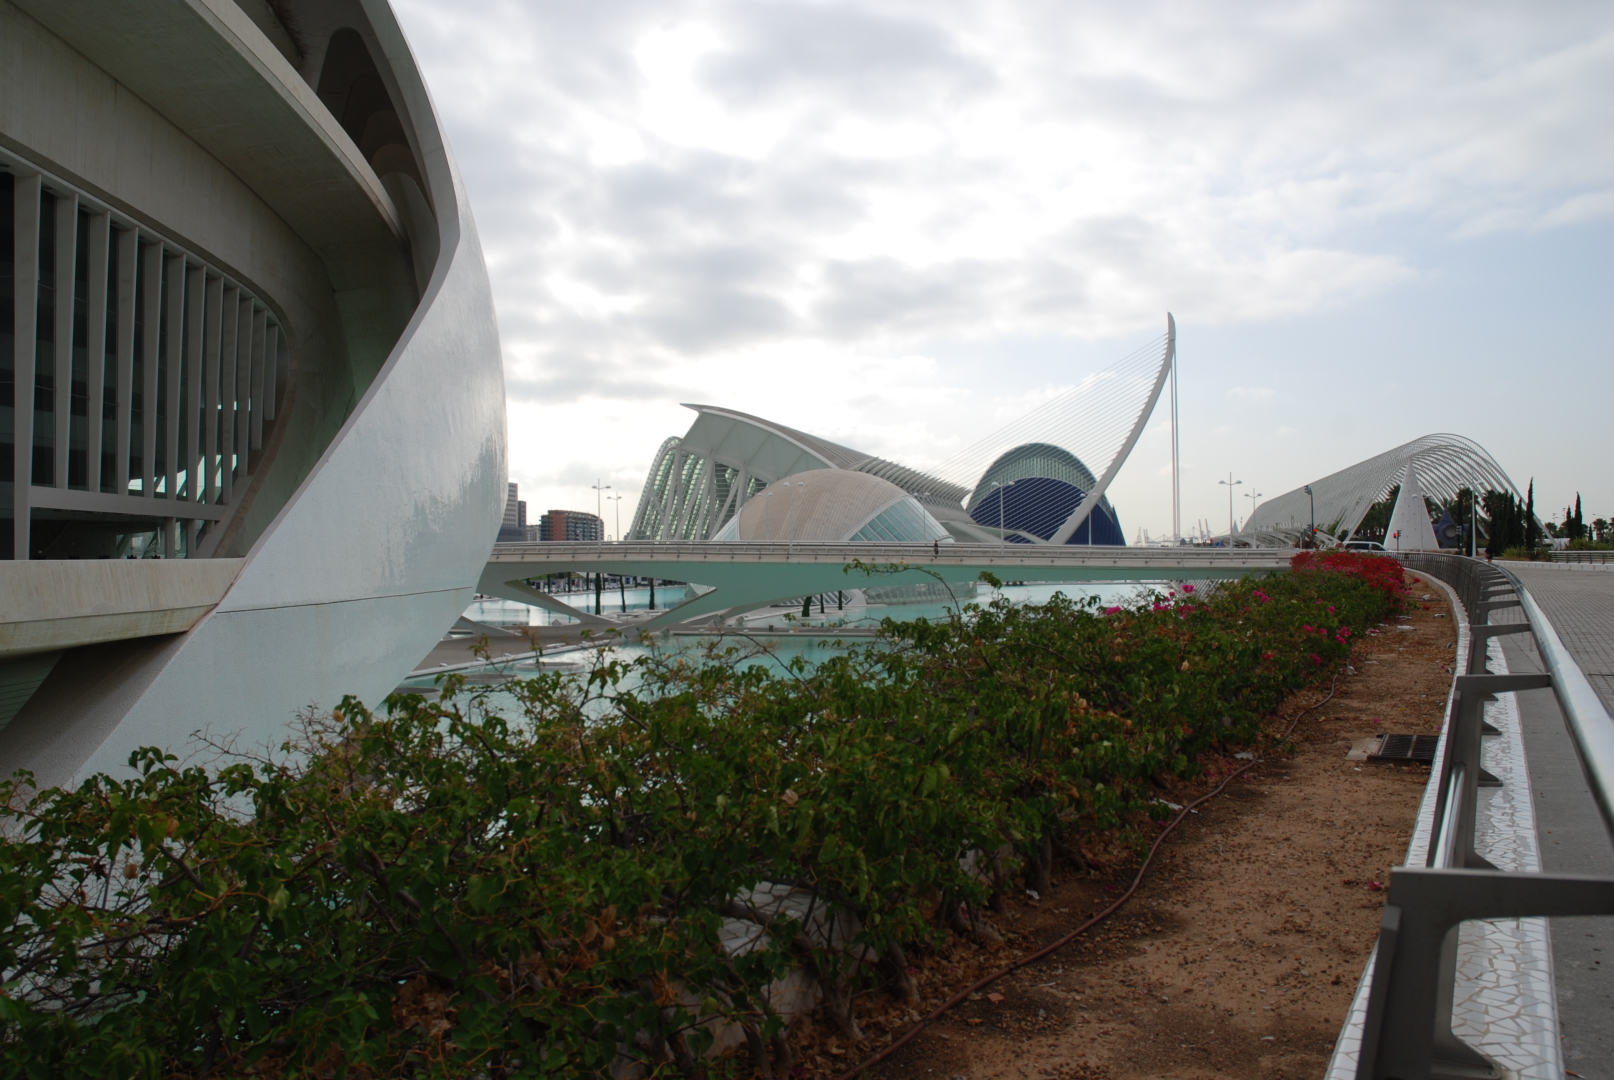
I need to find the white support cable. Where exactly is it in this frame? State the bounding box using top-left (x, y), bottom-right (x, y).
top-left (1049, 315), bottom-right (1175, 545)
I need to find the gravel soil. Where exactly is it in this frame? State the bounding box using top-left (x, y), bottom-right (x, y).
top-left (806, 573), bottom-right (1459, 1080)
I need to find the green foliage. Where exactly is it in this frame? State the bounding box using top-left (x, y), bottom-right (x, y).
top-left (0, 559), bottom-right (1400, 1078)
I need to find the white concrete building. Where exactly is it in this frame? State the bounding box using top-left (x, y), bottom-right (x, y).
top-left (0, 0), bottom-right (506, 785)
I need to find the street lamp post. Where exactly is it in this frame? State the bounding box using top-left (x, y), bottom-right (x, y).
top-left (1244, 490), bottom-right (1263, 537)
top-left (1304, 484), bottom-right (1316, 547)
top-left (781, 480), bottom-right (805, 556)
top-left (991, 480), bottom-right (1016, 553)
top-left (1218, 474), bottom-right (1242, 546)
top-left (606, 493), bottom-right (623, 543)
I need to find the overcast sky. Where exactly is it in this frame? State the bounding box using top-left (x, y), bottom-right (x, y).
top-left (396, 0), bottom-right (1613, 539)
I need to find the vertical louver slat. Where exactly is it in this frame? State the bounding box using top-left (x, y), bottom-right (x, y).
top-left (163, 252), bottom-right (183, 504)
top-left (218, 285), bottom-right (238, 504)
top-left (52, 191), bottom-right (77, 490)
top-left (114, 227), bottom-right (137, 497)
top-left (233, 295), bottom-right (252, 486)
top-left (184, 264), bottom-right (203, 501)
top-left (1, 152), bottom-right (286, 558)
top-left (84, 212), bottom-right (110, 494)
top-left (249, 305), bottom-right (266, 451)
top-left (263, 323), bottom-right (280, 422)
top-left (12, 174), bottom-right (41, 560)
top-left (139, 239), bottom-right (161, 499)
top-left (202, 275), bottom-right (222, 506)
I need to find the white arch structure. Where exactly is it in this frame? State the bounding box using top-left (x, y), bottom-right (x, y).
top-left (930, 315), bottom-right (1176, 545)
top-left (1241, 434), bottom-right (1530, 547)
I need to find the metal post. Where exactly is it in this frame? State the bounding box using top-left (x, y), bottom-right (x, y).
top-left (1170, 338), bottom-right (1180, 543)
top-left (1219, 474), bottom-right (1242, 544)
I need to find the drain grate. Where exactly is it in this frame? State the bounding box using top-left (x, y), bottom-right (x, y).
top-left (1370, 734), bottom-right (1439, 763)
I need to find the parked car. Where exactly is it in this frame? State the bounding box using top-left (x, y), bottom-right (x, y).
top-left (1343, 540), bottom-right (1387, 552)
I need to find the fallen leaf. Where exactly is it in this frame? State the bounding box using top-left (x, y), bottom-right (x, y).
top-left (987, 993), bottom-right (1005, 1004)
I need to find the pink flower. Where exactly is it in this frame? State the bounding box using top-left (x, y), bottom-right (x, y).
top-left (1327, 606), bottom-right (1336, 613)
top-left (1310, 653), bottom-right (1323, 665)
top-left (1104, 606), bottom-right (1122, 615)
top-left (1302, 624), bottom-right (1313, 632)
top-left (1182, 584), bottom-right (1196, 594)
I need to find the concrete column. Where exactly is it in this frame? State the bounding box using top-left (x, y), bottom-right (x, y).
top-left (52, 190), bottom-right (77, 490)
top-left (84, 212), bottom-right (110, 493)
top-left (12, 174), bottom-right (41, 560)
top-left (218, 285), bottom-right (239, 503)
top-left (114, 226), bottom-right (138, 497)
top-left (249, 305), bottom-right (266, 452)
top-left (163, 252), bottom-right (184, 503)
top-left (184, 264), bottom-right (203, 501)
top-left (262, 322), bottom-right (280, 422)
top-left (233, 295), bottom-right (252, 488)
top-left (139, 238), bottom-right (161, 499)
top-left (202, 275), bottom-right (222, 505)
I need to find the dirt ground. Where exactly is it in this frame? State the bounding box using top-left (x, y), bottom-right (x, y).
top-left (806, 573), bottom-right (1459, 1080)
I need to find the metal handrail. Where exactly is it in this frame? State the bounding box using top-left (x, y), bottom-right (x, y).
top-left (1492, 562), bottom-right (1614, 840)
top-left (1550, 550), bottom-right (1614, 563)
top-left (1348, 552), bottom-right (1614, 1079)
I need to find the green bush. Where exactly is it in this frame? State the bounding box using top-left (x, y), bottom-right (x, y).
top-left (0, 556), bottom-right (1402, 1078)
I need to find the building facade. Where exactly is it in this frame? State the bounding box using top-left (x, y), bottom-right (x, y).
top-left (499, 482), bottom-right (528, 543)
top-left (539, 509), bottom-right (603, 542)
top-left (627, 405), bottom-right (1124, 546)
top-left (0, 0), bottom-right (506, 786)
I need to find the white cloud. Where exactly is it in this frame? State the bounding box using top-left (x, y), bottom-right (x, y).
top-left (394, 0), bottom-right (1614, 529)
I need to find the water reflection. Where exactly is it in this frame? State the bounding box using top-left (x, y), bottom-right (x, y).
top-left (403, 579), bottom-right (1167, 717)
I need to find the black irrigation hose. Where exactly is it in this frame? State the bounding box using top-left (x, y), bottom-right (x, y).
top-left (833, 675), bottom-right (1340, 1080)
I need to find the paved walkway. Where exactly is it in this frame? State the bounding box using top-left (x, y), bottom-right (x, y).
top-left (1497, 564), bottom-right (1614, 1078)
top-left (1509, 562), bottom-right (1614, 713)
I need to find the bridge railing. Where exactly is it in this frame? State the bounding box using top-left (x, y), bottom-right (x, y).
top-left (1550, 549), bottom-right (1614, 564)
top-left (1348, 551), bottom-right (1614, 1079)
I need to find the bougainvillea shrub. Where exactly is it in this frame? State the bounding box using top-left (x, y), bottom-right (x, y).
top-left (0, 556), bottom-right (1404, 1078)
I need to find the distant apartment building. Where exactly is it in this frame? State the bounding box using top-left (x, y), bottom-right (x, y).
top-left (539, 510), bottom-right (603, 542)
top-left (498, 483), bottom-right (529, 542)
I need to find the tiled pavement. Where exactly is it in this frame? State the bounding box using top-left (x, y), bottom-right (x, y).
top-left (1500, 564), bottom-right (1614, 1079)
top-left (1508, 563), bottom-right (1614, 713)
top-left (1326, 561), bottom-right (1614, 1080)
top-left (1325, 577), bottom-right (1563, 1079)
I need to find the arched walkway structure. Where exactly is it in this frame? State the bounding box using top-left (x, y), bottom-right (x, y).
top-left (1240, 434), bottom-right (1532, 547)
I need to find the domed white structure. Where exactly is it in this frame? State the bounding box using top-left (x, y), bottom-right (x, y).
top-left (0, 0), bottom-right (506, 786)
top-left (712, 470), bottom-right (951, 544)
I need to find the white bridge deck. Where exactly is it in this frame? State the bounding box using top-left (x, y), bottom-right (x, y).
top-left (482, 542), bottom-right (1294, 631)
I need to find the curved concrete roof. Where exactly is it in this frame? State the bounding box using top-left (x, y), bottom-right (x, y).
top-left (725, 470), bottom-right (940, 543)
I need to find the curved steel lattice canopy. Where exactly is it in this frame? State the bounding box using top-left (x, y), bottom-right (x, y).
top-left (628, 316), bottom-right (1175, 546)
top-left (1240, 433), bottom-right (1532, 547)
